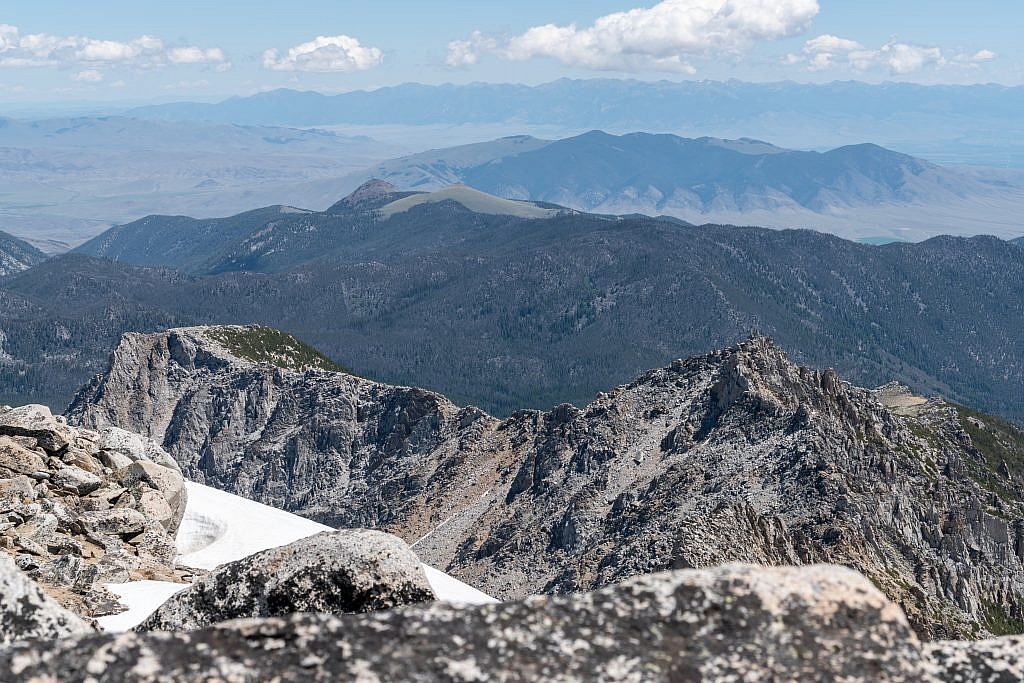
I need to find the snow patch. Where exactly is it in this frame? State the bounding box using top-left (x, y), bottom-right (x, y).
top-left (98, 481), bottom-right (495, 632)
top-left (96, 581), bottom-right (189, 633)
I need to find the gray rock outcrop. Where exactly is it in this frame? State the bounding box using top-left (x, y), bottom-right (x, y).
top-left (68, 327), bottom-right (1024, 638)
top-left (139, 529), bottom-right (435, 631)
top-left (0, 552), bottom-right (91, 645)
top-left (0, 404), bottom-right (190, 618)
top-left (0, 564), bottom-right (933, 682)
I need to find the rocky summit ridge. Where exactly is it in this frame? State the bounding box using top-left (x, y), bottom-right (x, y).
top-left (68, 325), bottom-right (1024, 639)
top-left (0, 404), bottom-right (190, 622)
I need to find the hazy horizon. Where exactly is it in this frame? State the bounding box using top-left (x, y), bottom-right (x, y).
top-left (2, 0), bottom-right (1021, 107)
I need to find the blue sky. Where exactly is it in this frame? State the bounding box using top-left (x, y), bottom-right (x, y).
top-left (1, 1), bottom-right (1021, 104)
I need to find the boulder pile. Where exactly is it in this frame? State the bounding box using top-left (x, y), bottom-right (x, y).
top-left (0, 405), bottom-right (189, 618)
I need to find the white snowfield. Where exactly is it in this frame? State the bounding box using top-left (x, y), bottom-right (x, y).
top-left (97, 481), bottom-right (496, 632)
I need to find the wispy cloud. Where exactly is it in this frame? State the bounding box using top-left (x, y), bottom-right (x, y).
top-left (446, 0), bottom-right (820, 73)
top-left (163, 79), bottom-right (211, 90)
top-left (787, 34), bottom-right (997, 75)
top-left (167, 46), bottom-right (227, 65)
top-left (71, 69), bottom-right (103, 83)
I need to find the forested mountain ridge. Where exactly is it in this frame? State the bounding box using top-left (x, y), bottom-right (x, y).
top-left (3, 200), bottom-right (1023, 424)
top-left (73, 182), bottom-right (564, 274)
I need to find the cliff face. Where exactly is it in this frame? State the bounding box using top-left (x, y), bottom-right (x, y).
top-left (68, 327), bottom-right (1024, 638)
top-left (67, 326), bottom-right (507, 533)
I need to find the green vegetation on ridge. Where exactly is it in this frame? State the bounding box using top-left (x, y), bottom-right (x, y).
top-left (204, 326), bottom-right (349, 374)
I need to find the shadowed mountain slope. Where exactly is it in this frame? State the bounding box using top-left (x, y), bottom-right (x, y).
top-left (0, 231), bottom-right (47, 277)
top-left (3, 208), bottom-right (1024, 424)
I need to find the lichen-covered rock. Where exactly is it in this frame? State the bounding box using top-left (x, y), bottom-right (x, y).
top-left (924, 637), bottom-right (1024, 682)
top-left (51, 465), bottom-right (102, 496)
top-left (83, 507), bottom-right (148, 536)
top-left (139, 529), bottom-right (435, 631)
top-left (97, 426), bottom-right (181, 473)
top-left (1, 564), bottom-right (931, 682)
top-left (120, 460), bottom-right (186, 531)
top-left (0, 553), bottom-right (91, 645)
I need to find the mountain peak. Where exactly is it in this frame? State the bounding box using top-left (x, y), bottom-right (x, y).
top-left (331, 179), bottom-right (400, 211)
top-left (112, 325), bottom-right (351, 375)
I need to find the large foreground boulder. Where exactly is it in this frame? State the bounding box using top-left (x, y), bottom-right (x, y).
top-left (139, 529), bottom-right (435, 631)
top-left (0, 553), bottom-right (91, 645)
top-left (3, 564), bottom-right (930, 681)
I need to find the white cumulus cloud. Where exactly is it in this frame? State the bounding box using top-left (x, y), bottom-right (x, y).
top-left (447, 0), bottom-right (820, 73)
top-left (803, 34), bottom-right (863, 53)
top-left (0, 24), bottom-right (227, 69)
top-left (0, 24), bottom-right (19, 52)
top-left (446, 31), bottom-right (497, 68)
top-left (262, 35), bottom-right (383, 72)
top-left (879, 43), bottom-right (943, 74)
top-left (77, 38), bottom-right (148, 61)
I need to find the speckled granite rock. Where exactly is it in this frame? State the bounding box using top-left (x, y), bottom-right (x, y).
top-left (924, 637), bottom-right (1024, 683)
top-left (138, 529), bottom-right (435, 631)
top-left (0, 564), bottom-right (929, 682)
top-left (0, 553), bottom-right (91, 645)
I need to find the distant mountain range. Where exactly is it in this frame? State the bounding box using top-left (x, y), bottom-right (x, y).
top-left (0, 183), bottom-right (1014, 426)
top-left (353, 131), bottom-right (1024, 240)
top-left (126, 79), bottom-right (1024, 167)
top-left (5, 105), bottom-right (1023, 247)
top-left (0, 231), bottom-right (46, 277)
top-left (0, 115), bottom-right (401, 247)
